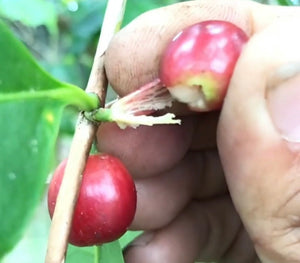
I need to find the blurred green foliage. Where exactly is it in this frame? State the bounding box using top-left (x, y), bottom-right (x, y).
top-left (0, 0), bottom-right (187, 90)
top-left (1, 0), bottom-right (105, 88)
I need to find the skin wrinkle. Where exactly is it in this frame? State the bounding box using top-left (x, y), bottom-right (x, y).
top-left (185, 201), bottom-right (212, 261)
top-left (184, 153), bottom-right (201, 198)
top-left (126, 202), bottom-right (208, 263)
top-left (191, 151), bottom-right (205, 198)
top-left (217, 202), bottom-right (242, 258)
top-left (193, 197), bottom-right (240, 261)
top-left (271, 154), bottom-right (300, 224)
top-left (255, 227), bottom-right (300, 263)
top-left (221, 222), bottom-right (244, 261)
top-left (130, 150), bottom-right (228, 231)
top-left (203, 150), bottom-right (227, 197)
top-left (202, 206), bottom-right (226, 260)
top-left (131, 158), bottom-right (195, 229)
top-left (222, 227), bottom-right (258, 263)
top-left (181, 150), bottom-right (227, 200)
top-left (191, 150), bottom-right (226, 199)
top-left (276, 188), bottom-right (300, 219)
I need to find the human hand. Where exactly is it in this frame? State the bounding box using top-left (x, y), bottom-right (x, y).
top-left (97, 0), bottom-right (300, 262)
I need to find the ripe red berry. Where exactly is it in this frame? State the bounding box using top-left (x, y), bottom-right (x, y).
top-left (160, 20), bottom-right (248, 111)
top-left (48, 154), bottom-right (137, 247)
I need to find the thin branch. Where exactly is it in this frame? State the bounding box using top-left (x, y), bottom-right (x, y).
top-left (45, 1), bottom-right (127, 262)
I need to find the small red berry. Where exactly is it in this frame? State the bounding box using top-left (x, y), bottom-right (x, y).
top-left (160, 20), bottom-right (248, 111)
top-left (48, 154), bottom-right (137, 247)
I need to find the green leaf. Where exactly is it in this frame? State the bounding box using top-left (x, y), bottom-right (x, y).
top-left (0, 19), bottom-right (97, 259)
top-left (65, 231), bottom-right (143, 263)
top-left (123, 0), bottom-right (160, 26)
top-left (66, 245), bottom-right (94, 263)
top-left (0, 100), bottom-right (64, 258)
top-left (66, 241), bottom-right (125, 263)
top-left (122, 0), bottom-right (184, 26)
top-left (0, 20), bottom-right (99, 110)
top-left (96, 241), bottom-right (124, 263)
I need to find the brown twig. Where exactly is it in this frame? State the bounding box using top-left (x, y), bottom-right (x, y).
top-left (44, 58), bottom-right (106, 263)
top-left (45, 0), bottom-right (127, 262)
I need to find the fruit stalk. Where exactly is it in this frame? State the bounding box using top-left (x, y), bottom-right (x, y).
top-left (85, 78), bottom-right (181, 128)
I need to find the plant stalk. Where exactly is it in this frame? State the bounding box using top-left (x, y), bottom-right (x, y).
top-left (45, 0), bottom-right (127, 262)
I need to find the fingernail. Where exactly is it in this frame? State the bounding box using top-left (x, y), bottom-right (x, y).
top-left (267, 63), bottom-right (300, 142)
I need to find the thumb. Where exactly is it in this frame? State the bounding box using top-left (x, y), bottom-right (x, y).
top-left (218, 18), bottom-right (300, 263)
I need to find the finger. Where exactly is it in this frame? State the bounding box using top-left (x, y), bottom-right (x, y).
top-left (97, 116), bottom-right (195, 177)
top-left (131, 150), bottom-right (226, 230)
top-left (217, 17), bottom-right (300, 262)
top-left (125, 198), bottom-right (257, 263)
top-left (104, 0), bottom-right (300, 99)
top-left (97, 111), bottom-right (222, 177)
